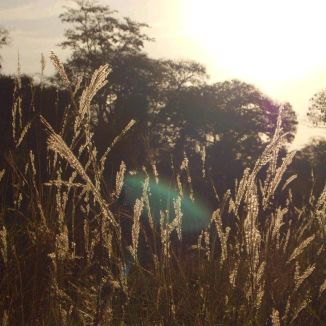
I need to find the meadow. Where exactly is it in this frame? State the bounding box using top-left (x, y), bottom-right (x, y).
top-left (0, 54), bottom-right (325, 325)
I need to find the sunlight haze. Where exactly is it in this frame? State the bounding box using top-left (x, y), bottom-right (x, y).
top-left (1, 0), bottom-right (326, 146)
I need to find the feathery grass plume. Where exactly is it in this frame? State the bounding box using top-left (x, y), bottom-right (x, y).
top-left (262, 150), bottom-right (296, 208)
top-left (16, 120), bottom-right (32, 148)
top-left (229, 260), bottom-right (239, 288)
top-left (130, 198), bottom-right (144, 260)
top-left (316, 184), bottom-right (326, 210)
top-left (270, 208), bottom-right (287, 249)
top-left (234, 167), bottom-right (250, 213)
top-left (0, 169), bottom-right (5, 183)
top-left (296, 217), bottom-right (312, 244)
top-left (40, 53), bottom-right (46, 87)
top-left (151, 163), bottom-right (159, 184)
top-left (203, 230), bottom-right (210, 260)
top-left (99, 119), bottom-right (136, 176)
top-left (114, 161), bottom-right (126, 199)
top-left (243, 107), bottom-right (288, 203)
top-left (290, 295), bottom-right (311, 324)
top-left (50, 51), bottom-right (70, 88)
top-left (197, 231), bottom-right (203, 251)
top-left (255, 261), bottom-right (266, 310)
top-left (173, 196), bottom-right (183, 241)
top-left (180, 155), bottom-right (189, 171)
top-left (315, 184), bottom-right (326, 235)
top-left (271, 309), bottom-right (281, 326)
top-left (160, 205), bottom-right (183, 259)
top-left (16, 51), bottom-right (22, 88)
top-left (11, 75), bottom-right (23, 145)
top-left (11, 52), bottom-right (24, 144)
top-left (29, 150), bottom-right (47, 224)
top-left (176, 174), bottom-right (183, 197)
top-left (55, 226), bottom-right (70, 260)
top-left (40, 115), bottom-right (118, 228)
top-left (281, 174), bottom-right (298, 191)
top-left (200, 145), bottom-right (206, 178)
top-left (319, 279), bottom-right (326, 297)
top-left (29, 150), bottom-right (36, 176)
top-left (11, 100), bottom-right (17, 143)
top-left (140, 171), bottom-right (154, 230)
top-left (73, 74), bottom-right (83, 96)
top-left (244, 185), bottom-right (260, 261)
top-left (211, 209), bottom-right (229, 265)
top-left (51, 167), bottom-right (67, 229)
top-left (0, 226), bottom-right (7, 264)
top-left (287, 234), bottom-right (315, 263)
top-left (282, 223), bottom-right (292, 253)
top-left (180, 152), bottom-right (194, 201)
top-left (160, 209), bottom-right (170, 259)
top-left (264, 145), bottom-right (279, 193)
top-left (74, 64), bottom-right (110, 134)
top-left (294, 264), bottom-right (315, 291)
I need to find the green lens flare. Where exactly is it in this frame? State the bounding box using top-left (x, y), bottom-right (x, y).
top-left (124, 175), bottom-right (210, 232)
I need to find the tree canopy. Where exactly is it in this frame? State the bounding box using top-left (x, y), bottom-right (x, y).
top-left (0, 26), bottom-right (9, 70)
top-left (307, 89), bottom-right (326, 126)
top-left (59, 0), bottom-right (152, 77)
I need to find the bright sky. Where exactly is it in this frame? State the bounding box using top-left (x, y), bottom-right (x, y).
top-left (0, 0), bottom-right (326, 147)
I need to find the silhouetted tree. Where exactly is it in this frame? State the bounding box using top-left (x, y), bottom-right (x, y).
top-left (153, 80), bottom-right (297, 196)
top-left (290, 139), bottom-right (326, 204)
top-left (58, 0), bottom-right (159, 172)
top-left (0, 26), bottom-right (9, 70)
top-left (59, 0), bottom-right (152, 77)
top-left (307, 89), bottom-right (326, 126)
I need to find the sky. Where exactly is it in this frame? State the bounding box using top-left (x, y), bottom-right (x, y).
top-left (0, 0), bottom-right (326, 148)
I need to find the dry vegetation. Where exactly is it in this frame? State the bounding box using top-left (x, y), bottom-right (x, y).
top-left (0, 55), bottom-right (325, 325)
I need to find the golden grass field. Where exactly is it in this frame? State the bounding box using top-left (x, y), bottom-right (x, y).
top-left (0, 54), bottom-right (325, 325)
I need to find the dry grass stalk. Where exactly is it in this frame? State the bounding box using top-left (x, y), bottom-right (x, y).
top-left (290, 295), bottom-right (311, 324)
top-left (287, 234), bottom-right (315, 263)
top-left (114, 161), bottom-right (126, 199)
top-left (0, 169), bottom-right (5, 183)
top-left (294, 264), bottom-right (315, 291)
top-left (99, 119), bottom-right (136, 176)
top-left (50, 51), bottom-right (70, 88)
top-left (130, 198), bottom-right (144, 260)
top-left (211, 209), bottom-right (229, 265)
top-left (152, 163), bottom-right (159, 184)
top-left (271, 309), bottom-right (281, 326)
top-left (2, 57), bottom-right (325, 325)
top-left (40, 115), bottom-right (118, 228)
top-left (173, 196), bottom-right (183, 241)
top-left (319, 279), bottom-right (326, 297)
top-left (16, 120), bottom-right (32, 148)
top-left (0, 226), bottom-right (7, 264)
top-left (74, 64), bottom-right (110, 134)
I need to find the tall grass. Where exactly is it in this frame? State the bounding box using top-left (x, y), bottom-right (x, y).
top-left (0, 55), bottom-right (325, 325)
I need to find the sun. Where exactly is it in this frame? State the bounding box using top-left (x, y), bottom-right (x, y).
top-left (182, 0), bottom-right (326, 88)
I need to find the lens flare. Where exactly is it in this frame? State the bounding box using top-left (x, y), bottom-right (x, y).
top-left (124, 175), bottom-right (210, 233)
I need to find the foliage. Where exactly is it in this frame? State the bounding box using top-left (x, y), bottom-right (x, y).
top-left (0, 26), bottom-right (9, 69)
top-left (307, 89), bottom-right (326, 126)
top-left (59, 0), bottom-right (152, 77)
top-left (291, 139), bottom-right (326, 204)
top-left (153, 80), bottom-right (297, 196)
